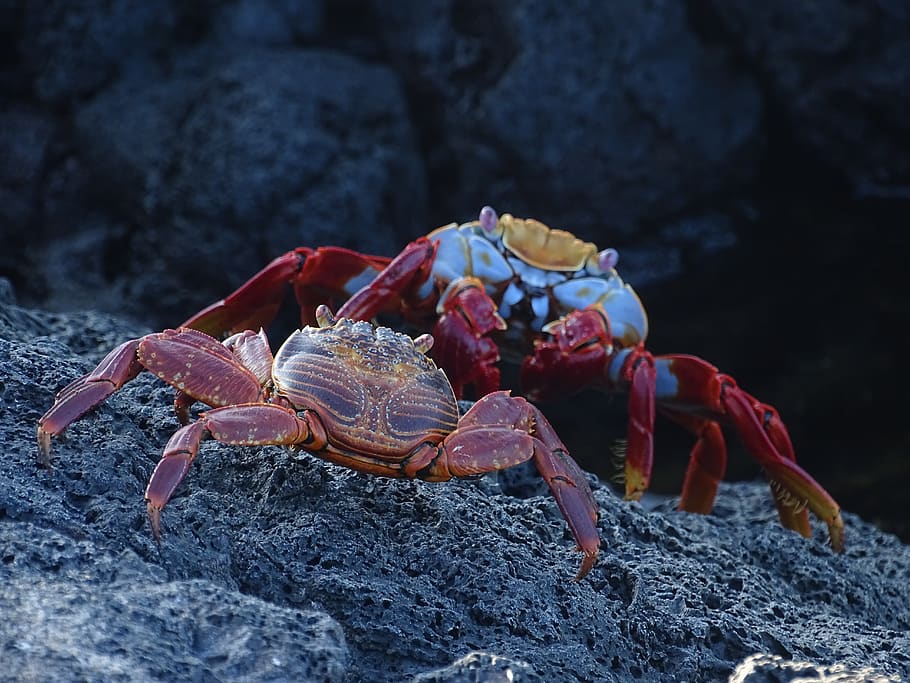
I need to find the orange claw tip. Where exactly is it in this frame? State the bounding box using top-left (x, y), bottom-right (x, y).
top-left (623, 466), bottom-right (649, 502)
top-left (623, 483), bottom-right (646, 503)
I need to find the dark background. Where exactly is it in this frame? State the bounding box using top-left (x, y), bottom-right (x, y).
top-left (1, 1), bottom-right (907, 540)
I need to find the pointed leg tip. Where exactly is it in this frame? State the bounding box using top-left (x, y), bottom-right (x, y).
top-left (829, 518), bottom-right (846, 553)
top-left (36, 426), bottom-right (53, 467)
top-left (623, 470), bottom-right (648, 502)
top-left (623, 488), bottom-right (644, 503)
top-left (146, 503), bottom-right (163, 542)
top-left (572, 550), bottom-right (598, 582)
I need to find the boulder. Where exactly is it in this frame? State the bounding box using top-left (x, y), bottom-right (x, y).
top-left (2, 292), bottom-right (907, 681)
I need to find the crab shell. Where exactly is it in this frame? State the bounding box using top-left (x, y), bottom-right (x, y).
top-left (273, 317), bottom-right (460, 456)
top-left (423, 212), bottom-right (648, 347)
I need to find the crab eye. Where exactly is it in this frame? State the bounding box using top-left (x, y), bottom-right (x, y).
top-left (478, 205), bottom-right (503, 239)
top-left (315, 305), bottom-right (337, 328)
top-left (587, 248), bottom-right (619, 275)
top-left (413, 333), bottom-right (434, 355)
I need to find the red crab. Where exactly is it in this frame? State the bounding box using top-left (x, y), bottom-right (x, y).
top-left (37, 305), bottom-right (600, 580)
top-left (183, 206), bottom-right (844, 551)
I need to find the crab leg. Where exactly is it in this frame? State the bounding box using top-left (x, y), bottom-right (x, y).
top-left (183, 247), bottom-right (394, 337)
top-left (640, 401), bottom-right (807, 534)
top-left (335, 237), bottom-right (437, 320)
top-left (613, 350), bottom-right (657, 501)
top-left (139, 328), bottom-right (267, 405)
top-left (648, 354), bottom-right (843, 550)
top-left (37, 328), bottom-right (273, 464)
top-left (37, 339), bottom-right (144, 464)
top-left (713, 385), bottom-right (814, 539)
top-left (430, 278), bottom-right (506, 398)
top-left (521, 306), bottom-right (844, 551)
top-left (411, 391), bottom-right (600, 580)
top-left (616, 349), bottom-right (840, 548)
top-left (520, 309), bottom-right (658, 500)
top-left (145, 403), bottom-right (325, 538)
top-left (656, 411), bottom-right (727, 516)
top-left (515, 398), bottom-right (600, 580)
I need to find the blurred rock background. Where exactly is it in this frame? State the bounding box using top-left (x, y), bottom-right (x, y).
top-left (1, 0), bottom-right (907, 541)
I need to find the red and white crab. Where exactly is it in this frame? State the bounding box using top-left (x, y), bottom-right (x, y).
top-left (183, 206), bottom-right (844, 551)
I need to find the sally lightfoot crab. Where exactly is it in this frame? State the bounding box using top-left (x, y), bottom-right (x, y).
top-left (182, 206), bottom-right (844, 551)
top-left (37, 306), bottom-right (600, 580)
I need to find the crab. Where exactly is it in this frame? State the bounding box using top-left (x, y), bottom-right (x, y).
top-left (37, 305), bottom-right (600, 580)
top-left (182, 206), bottom-right (845, 552)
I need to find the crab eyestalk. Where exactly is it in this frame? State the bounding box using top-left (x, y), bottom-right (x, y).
top-left (315, 304), bottom-right (337, 328)
top-left (413, 333), bottom-right (434, 355)
top-left (478, 205), bottom-right (501, 238)
top-left (586, 247), bottom-right (619, 275)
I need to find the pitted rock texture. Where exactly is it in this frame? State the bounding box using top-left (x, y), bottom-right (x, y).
top-left (1, 298), bottom-right (907, 681)
top-left (1, 0), bottom-right (907, 542)
top-left (2, 0), bottom-right (907, 546)
top-left (3, 524), bottom-right (347, 683)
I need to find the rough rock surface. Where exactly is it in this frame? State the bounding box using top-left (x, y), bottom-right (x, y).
top-left (703, 0), bottom-right (910, 197)
top-left (1, 0), bottom-right (908, 540)
top-left (1, 2), bottom-right (909, 679)
top-left (1, 292), bottom-right (907, 682)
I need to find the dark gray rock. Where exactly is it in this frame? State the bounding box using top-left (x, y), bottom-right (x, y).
top-left (729, 653), bottom-right (902, 683)
top-left (0, 102), bottom-right (54, 235)
top-left (18, 0), bottom-right (177, 104)
top-left (2, 0), bottom-right (908, 657)
top-left (1, 300), bottom-right (907, 681)
top-left (1, 524), bottom-right (347, 683)
top-left (210, 0), bottom-right (325, 47)
top-left (704, 0), bottom-right (910, 198)
top-left (62, 47), bottom-right (425, 327)
top-left (371, 0), bottom-right (763, 234)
